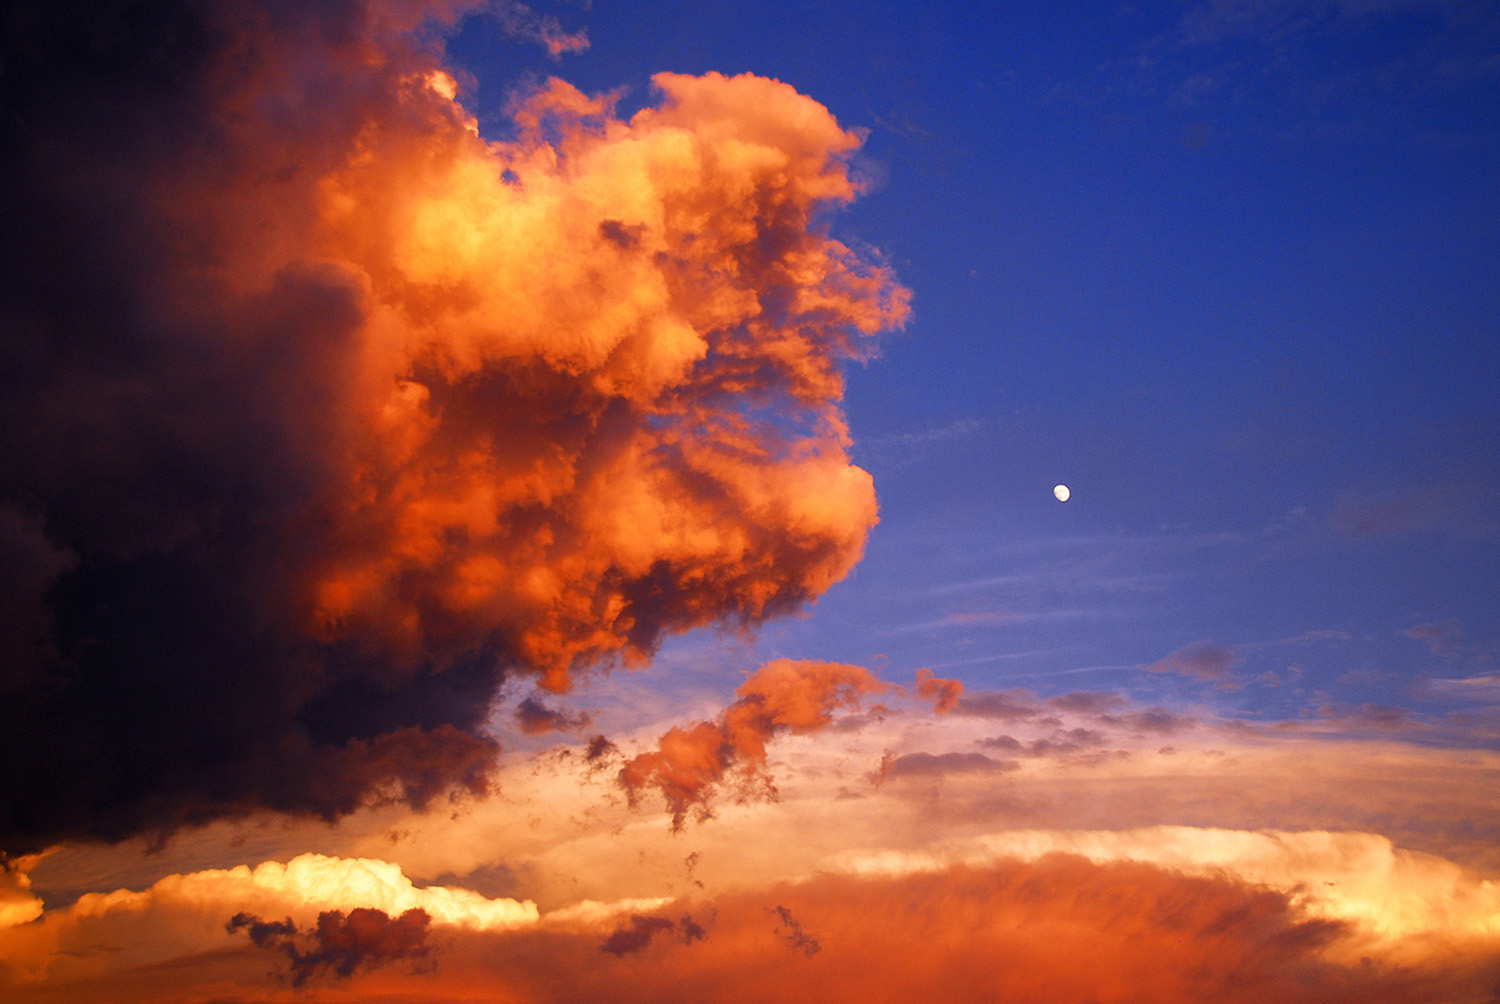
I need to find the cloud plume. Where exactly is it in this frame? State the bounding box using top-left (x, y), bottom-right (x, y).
top-left (619, 659), bottom-right (892, 828)
top-left (0, 0), bottom-right (906, 853)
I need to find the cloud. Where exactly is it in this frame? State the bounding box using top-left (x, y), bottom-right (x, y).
top-left (1406, 620), bottom-right (1463, 656)
top-left (516, 696), bottom-right (593, 736)
top-left (619, 660), bottom-right (893, 829)
top-left (23, 855), bottom-right (1495, 1003)
top-left (600, 912), bottom-right (706, 956)
top-left (913, 668), bottom-right (963, 713)
top-left (1330, 484), bottom-right (1494, 538)
top-left (953, 689), bottom-right (1043, 721)
top-left (0, 857), bottom-right (43, 930)
top-left (1424, 674), bottom-right (1500, 703)
top-left (491, 1), bottom-right (589, 58)
top-left (1099, 707), bottom-right (1199, 735)
top-left (832, 825), bottom-right (1500, 948)
top-left (771, 904), bottom-right (820, 957)
top-left (0, 0), bottom-right (906, 853)
top-left (883, 752), bottom-right (1020, 779)
top-left (1317, 703), bottom-right (1416, 732)
top-left (228, 907), bottom-right (432, 985)
top-left (0, 851), bottom-right (535, 986)
top-left (1144, 641), bottom-right (1242, 688)
top-left (1048, 690), bottom-right (1128, 713)
top-left (100, 853), bottom-right (536, 931)
top-left (978, 727), bottom-right (1109, 758)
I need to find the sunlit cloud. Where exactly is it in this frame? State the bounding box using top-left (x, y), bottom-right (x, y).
top-left (618, 659), bottom-right (894, 828)
top-left (0, 0), bottom-right (906, 854)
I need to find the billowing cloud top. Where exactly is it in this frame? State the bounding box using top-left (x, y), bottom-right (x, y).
top-left (0, 0), bottom-right (907, 853)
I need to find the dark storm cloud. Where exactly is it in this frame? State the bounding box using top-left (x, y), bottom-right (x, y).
top-left (0, 0), bottom-right (503, 852)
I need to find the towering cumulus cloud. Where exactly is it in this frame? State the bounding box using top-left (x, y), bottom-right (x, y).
top-left (0, 0), bottom-right (907, 853)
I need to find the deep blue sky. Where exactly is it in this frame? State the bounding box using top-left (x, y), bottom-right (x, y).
top-left (446, 0), bottom-right (1500, 734)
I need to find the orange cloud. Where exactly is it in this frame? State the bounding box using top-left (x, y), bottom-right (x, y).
top-left (13, 857), bottom-right (1496, 1004)
top-left (914, 667), bottom-right (963, 713)
top-left (619, 659), bottom-right (893, 828)
top-left (0, 0), bottom-right (906, 851)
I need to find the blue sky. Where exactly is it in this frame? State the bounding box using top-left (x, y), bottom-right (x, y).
top-left (447, 0), bottom-right (1500, 735)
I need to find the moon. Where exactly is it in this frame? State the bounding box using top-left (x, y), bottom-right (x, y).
top-left (1053, 484), bottom-right (1070, 502)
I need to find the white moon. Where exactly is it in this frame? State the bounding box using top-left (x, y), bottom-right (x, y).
top-left (1053, 484), bottom-right (1070, 502)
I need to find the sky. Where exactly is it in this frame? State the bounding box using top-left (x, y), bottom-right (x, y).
top-left (1, 1), bottom-right (1498, 1001)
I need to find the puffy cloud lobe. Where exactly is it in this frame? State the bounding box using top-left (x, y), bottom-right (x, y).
top-left (913, 667), bottom-right (962, 713)
top-left (619, 660), bottom-right (892, 829)
top-left (0, 0), bottom-right (905, 852)
top-left (81, 853), bottom-right (536, 932)
top-left (0, 858), bottom-right (43, 930)
top-left (227, 907), bottom-right (432, 985)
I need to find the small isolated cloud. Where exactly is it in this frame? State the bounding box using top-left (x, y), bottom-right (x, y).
top-left (884, 752), bottom-right (1021, 779)
top-left (618, 660), bottom-right (894, 829)
top-left (227, 907), bottom-right (432, 986)
top-left (954, 690), bottom-right (1043, 721)
top-left (1318, 703), bottom-right (1416, 732)
top-left (1145, 642), bottom-right (1242, 689)
top-left (1423, 674), bottom-right (1500, 704)
top-left (584, 734), bottom-right (621, 765)
top-left (772, 904), bottom-right (821, 957)
top-left (855, 418), bottom-right (983, 470)
top-left (601, 913), bottom-right (707, 956)
top-left (1049, 690), bottom-right (1128, 714)
top-left (492, 1), bottom-right (590, 59)
top-left (515, 695), bottom-right (593, 735)
top-left (1405, 620), bottom-right (1463, 658)
top-left (914, 668), bottom-right (964, 713)
top-left (979, 728), bottom-right (1109, 758)
top-left (1099, 708), bottom-right (1198, 735)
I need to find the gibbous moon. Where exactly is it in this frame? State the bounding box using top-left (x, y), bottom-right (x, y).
top-left (1053, 484), bottom-right (1070, 502)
